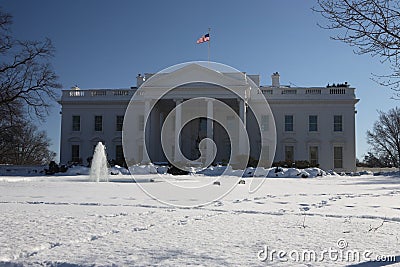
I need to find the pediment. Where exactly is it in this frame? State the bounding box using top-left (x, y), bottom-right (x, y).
top-left (90, 137), bottom-right (104, 143)
top-left (68, 137), bottom-right (81, 142)
top-left (140, 63), bottom-right (250, 90)
top-left (281, 137), bottom-right (297, 143)
top-left (330, 137), bottom-right (346, 144)
top-left (112, 137), bottom-right (122, 143)
top-left (306, 138), bottom-right (320, 144)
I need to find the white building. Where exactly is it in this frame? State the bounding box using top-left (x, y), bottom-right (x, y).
top-left (59, 65), bottom-right (359, 171)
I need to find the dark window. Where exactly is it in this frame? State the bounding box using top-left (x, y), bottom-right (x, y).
top-left (261, 115), bottom-right (269, 131)
top-left (334, 115), bottom-right (343, 132)
top-left (199, 118), bottom-right (207, 136)
top-left (334, 146), bottom-right (343, 169)
top-left (309, 146), bottom-right (318, 166)
top-left (309, 115), bottom-right (318, 132)
top-left (285, 145), bottom-right (294, 162)
top-left (71, 145), bottom-right (80, 162)
top-left (139, 115), bottom-right (144, 131)
top-left (285, 115), bottom-right (293, 132)
top-left (116, 145), bottom-right (124, 165)
top-left (95, 116), bottom-right (103, 131)
top-left (72, 116), bottom-right (80, 131)
top-left (116, 116), bottom-right (124, 131)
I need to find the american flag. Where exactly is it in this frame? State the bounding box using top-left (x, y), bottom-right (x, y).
top-left (196, 33), bottom-right (210, 44)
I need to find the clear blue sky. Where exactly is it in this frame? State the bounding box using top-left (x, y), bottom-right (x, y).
top-left (2, 0), bottom-right (397, 162)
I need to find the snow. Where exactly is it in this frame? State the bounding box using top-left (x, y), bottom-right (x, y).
top-left (65, 165), bottom-right (90, 175)
top-left (129, 163), bottom-right (158, 175)
top-left (0, 170), bottom-right (399, 266)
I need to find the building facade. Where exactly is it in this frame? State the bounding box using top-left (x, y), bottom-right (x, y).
top-left (59, 67), bottom-right (359, 171)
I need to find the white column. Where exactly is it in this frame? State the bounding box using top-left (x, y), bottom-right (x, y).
top-left (174, 99), bottom-right (182, 162)
top-left (159, 112), bottom-right (165, 162)
top-left (207, 99), bottom-right (214, 163)
top-left (239, 99), bottom-right (246, 125)
top-left (142, 99), bottom-right (151, 163)
top-left (238, 99), bottom-right (247, 155)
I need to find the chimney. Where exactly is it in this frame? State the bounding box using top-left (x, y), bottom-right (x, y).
top-left (136, 74), bottom-right (145, 87)
top-left (271, 72), bottom-right (280, 87)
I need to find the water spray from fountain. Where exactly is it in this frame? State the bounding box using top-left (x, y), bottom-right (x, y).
top-left (89, 142), bottom-right (109, 182)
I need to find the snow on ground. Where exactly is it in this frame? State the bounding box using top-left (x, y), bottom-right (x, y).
top-left (0, 172), bottom-right (399, 266)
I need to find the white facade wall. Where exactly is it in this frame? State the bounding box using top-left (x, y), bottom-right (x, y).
top-left (59, 90), bottom-right (132, 165)
top-left (58, 74), bottom-right (359, 172)
top-left (269, 102), bottom-right (356, 171)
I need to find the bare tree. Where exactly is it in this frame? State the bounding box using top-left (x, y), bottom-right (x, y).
top-left (362, 151), bottom-right (394, 167)
top-left (313, 0), bottom-right (400, 91)
top-left (367, 107), bottom-right (400, 170)
top-left (0, 7), bottom-right (12, 54)
top-left (0, 8), bottom-right (61, 119)
top-left (0, 7), bottom-right (58, 164)
top-left (0, 120), bottom-right (55, 165)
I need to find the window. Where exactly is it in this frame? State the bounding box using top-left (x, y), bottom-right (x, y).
top-left (334, 115), bottom-right (343, 132)
top-left (309, 115), bottom-right (318, 132)
top-left (171, 145), bottom-right (175, 160)
top-left (309, 146), bottom-right (318, 166)
top-left (94, 116), bottom-right (103, 131)
top-left (138, 145), bottom-right (143, 162)
top-left (115, 145), bottom-right (124, 164)
top-left (172, 115), bottom-right (176, 131)
top-left (71, 145), bottom-right (80, 162)
top-left (116, 116), bottom-right (124, 131)
top-left (226, 115), bottom-right (234, 130)
top-left (261, 115), bottom-right (269, 131)
top-left (72, 115), bottom-right (80, 131)
top-left (199, 118), bottom-right (207, 135)
top-left (139, 115), bottom-right (144, 131)
top-left (285, 115), bottom-right (293, 132)
top-left (285, 145), bottom-right (294, 162)
top-left (334, 146), bottom-right (343, 169)
top-left (260, 145), bottom-right (270, 164)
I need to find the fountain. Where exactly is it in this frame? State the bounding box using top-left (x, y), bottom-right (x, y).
top-left (89, 142), bottom-right (109, 182)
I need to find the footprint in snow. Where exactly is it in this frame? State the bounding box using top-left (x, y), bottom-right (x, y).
top-left (165, 209), bottom-right (176, 212)
top-left (214, 201), bottom-right (223, 207)
top-left (300, 207), bottom-right (310, 212)
top-left (299, 203), bottom-right (310, 211)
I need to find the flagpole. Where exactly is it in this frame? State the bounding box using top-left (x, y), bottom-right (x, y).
top-left (208, 27), bottom-right (211, 62)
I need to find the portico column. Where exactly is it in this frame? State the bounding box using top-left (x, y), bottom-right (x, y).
top-left (238, 99), bottom-right (247, 155)
top-left (159, 112), bottom-right (165, 161)
top-left (142, 99), bottom-right (151, 163)
top-left (174, 99), bottom-right (182, 162)
top-left (207, 99), bottom-right (214, 163)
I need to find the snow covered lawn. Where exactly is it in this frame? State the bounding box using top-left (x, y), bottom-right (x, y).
top-left (0, 174), bottom-right (399, 266)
